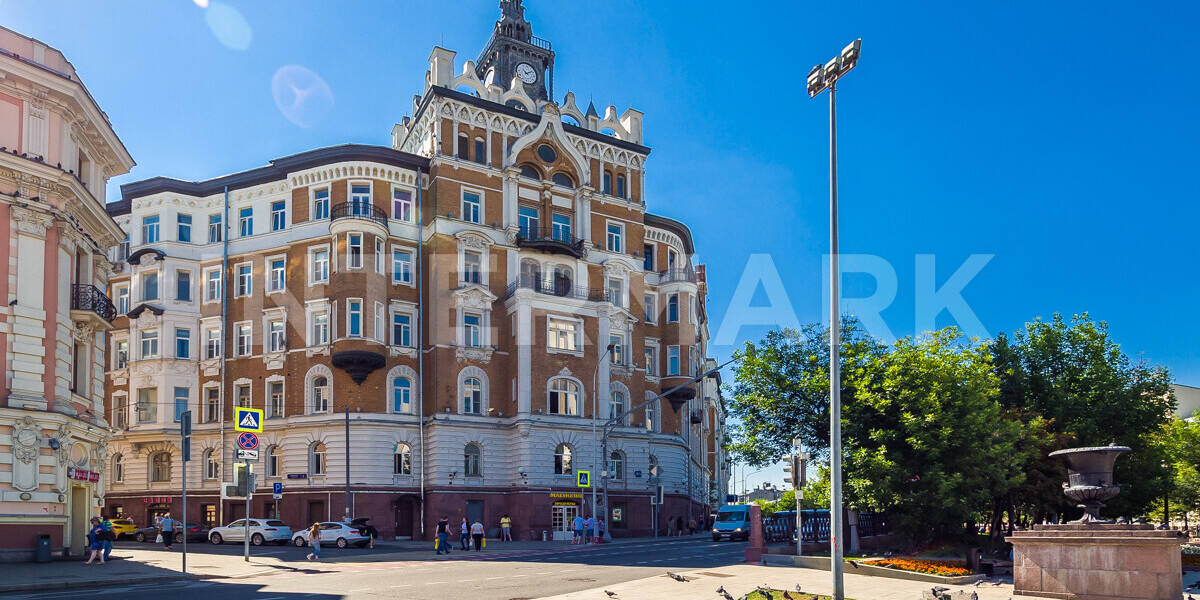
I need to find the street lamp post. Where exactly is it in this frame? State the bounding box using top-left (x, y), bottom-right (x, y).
top-left (807, 37), bottom-right (860, 600)
top-left (593, 343), bottom-right (616, 526)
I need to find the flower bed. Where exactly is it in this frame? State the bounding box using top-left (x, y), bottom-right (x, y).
top-left (864, 558), bottom-right (971, 577)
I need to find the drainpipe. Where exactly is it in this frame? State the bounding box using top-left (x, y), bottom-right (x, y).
top-left (416, 168), bottom-right (426, 539)
top-left (218, 186), bottom-right (229, 525)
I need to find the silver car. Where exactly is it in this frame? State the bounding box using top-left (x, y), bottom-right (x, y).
top-left (209, 518), bottom-right (293, 546)
top-left (292, 521), bottom-right (369, 549)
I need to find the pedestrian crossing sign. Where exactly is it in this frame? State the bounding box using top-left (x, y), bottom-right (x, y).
top-left (576, 470), bottom-right (591, 488)
top-left (234, 407), bottom-right (263, 433)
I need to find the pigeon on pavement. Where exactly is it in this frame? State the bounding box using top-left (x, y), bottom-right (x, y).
top-left (604, 591), bottom-right (618, 598)
top-left (666, 571), bottom-right (687, 582)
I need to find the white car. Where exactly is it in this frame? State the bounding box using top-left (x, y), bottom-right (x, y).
top-left (209, 519), bottom-right (293, 546)
top-left (291, 521), bottom-right (369, 549)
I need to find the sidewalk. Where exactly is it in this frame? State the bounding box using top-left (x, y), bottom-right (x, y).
top-left (370, 532), bottom-right (709, 553)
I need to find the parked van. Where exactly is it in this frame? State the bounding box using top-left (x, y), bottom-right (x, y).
top-left (711, 504), bottom-right (751, 541)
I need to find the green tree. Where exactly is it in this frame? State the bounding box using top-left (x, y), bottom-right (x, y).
top-left (1155, 415), bottom-right (1200, 526)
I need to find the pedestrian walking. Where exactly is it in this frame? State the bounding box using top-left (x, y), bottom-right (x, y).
top-left (675, 516), bottom-right (684, 537)
top-left (459, 517), bottom-right (470, 550)
top-left (571, 513), bottom-right (584, 545)
top-left (583, 514), bottom-right (595, 544)
top-left (84, 517), bottom-right (105, 565)
top-left (595, 517), bottom-right (605, 543)
top-left (305, 523), bottom-right (321, 561)
top-left (435, 516), bottom-right (451, 555)
top-left (101, 517), bottom-right (114, 561)
top-left (688, 517), bottom-right (697, 535)
top-left (500, 514), bottom-right (512, 541)
top-left (159, 514), bottom-right (176, 549)
top-left (470, 519), bottom-right (485, 551)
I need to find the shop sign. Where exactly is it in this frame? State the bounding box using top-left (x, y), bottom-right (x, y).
top-left (142, 496), bottom-right (172, 504)
top-left (612, 506), bottom-right (624, 522)
top-left (553, 501), bottom-right (578, 506)
top-left (67, 468), bottom-right (99, 482)
top-left (549, 492), bottom-right (582, 499)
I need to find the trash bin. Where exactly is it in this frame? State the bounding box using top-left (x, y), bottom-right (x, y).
top-left (35, 534), bottom-right (51, 563)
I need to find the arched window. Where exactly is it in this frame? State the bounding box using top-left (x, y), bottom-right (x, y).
top-left (462, 378), bottom-right (482, 414)
top-left (112, 454), bottom-right (124, 483)
top-left (645, 392), bottom-right (659, 432)
top-left (608, 450), bottom-right (625, 481)
top-left (616, 174), bottom-right (626, 198)
top-left (520, 258), bottom-right (542, 289)
top-left (554, 443), bottom-right (573, 475)
top-left (610, 391), bottom-right (626, 425)
top-left (552, 265), bottom-right (573, 296)
top-left (203, 449), bottom-right (219, 480)
top-left (267, 445), bottom-right (281, 478)
top-left (150, 452), bottom-right (171, 483)
top-left (519, 164), bottom-right (540, 180)
top-left (312, 376), bottom-right (329, 412)
top-left (548, 378), bottom-right (580, 415)
top-left (393, 443), bottom-right (412, 475)
top-left (392, 377), bottom-right (412, 414)
top-left (551, 172), bottom-right (574, 188)
top-left (309, 442), bottom-right (326, 476)
top-left (305, 365), bottom-right (333, 414)
top-left (464, 443), bottom-right (481, 476)
top-left (602, 171), bottom-right (612, 195)
top-left (648, 454), bottom-right (659, 478)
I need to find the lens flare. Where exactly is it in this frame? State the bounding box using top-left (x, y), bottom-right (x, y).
top-left (205, 2), bottom-right (252, 51)
top-left (271, 65), bottom-right (334, 128)
top-left (192, 0), bottom-right (209, 8)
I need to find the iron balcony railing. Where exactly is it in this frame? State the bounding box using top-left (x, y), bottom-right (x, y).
top-left (476, 32), bottom-right (552, 66)
top-left (515, 227), bottom-right (586, 258)
top-left (658, 268), bottom-right (698, 284)
top-left (506, 276), bottom-right (607, 302)
top-left (71, 284), bottom-right (117, 323)
top-left (330, 201), bottom-right (388, 227)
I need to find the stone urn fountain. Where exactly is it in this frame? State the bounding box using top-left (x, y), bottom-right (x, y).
top-left (1048, 443), bottom-right (1130, 523)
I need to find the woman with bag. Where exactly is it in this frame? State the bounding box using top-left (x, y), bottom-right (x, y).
top-left (84, 517), bottom-right (106, 565)
top-left (305, 523), bottom-right (321, 561)
top-left (459, 518), bottom-right (470, 550)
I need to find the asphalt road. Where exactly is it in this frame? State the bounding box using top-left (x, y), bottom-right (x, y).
top-left (1, 537), bottom-right (748, 600)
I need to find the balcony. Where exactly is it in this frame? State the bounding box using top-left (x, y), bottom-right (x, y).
top-left (515, 227), bottom-right (586, 259)
top-left (330, 202), bottom-right (388, 236)
top-left (506, 276), bottom-right (606, 302)
top-left (658, 268), bottom-right (697, 284)
top-left (70, 284), bottom-right (117, 329)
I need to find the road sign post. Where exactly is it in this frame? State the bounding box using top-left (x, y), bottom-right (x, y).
top-left (233, 408), bottom-right (262, 562)
top-left (180, 410), bottom-right (191, 575)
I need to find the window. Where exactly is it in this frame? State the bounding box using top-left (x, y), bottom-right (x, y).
top-left (643, 244), bottom-right (654, 271)
top-left (348, 300), bottom-right (363, 337)
top-left (463, 444), bottom-right (481, 476)
top-left (270, 200), bottom-right (286, 231)
top-left (548, 378), bottom-right (580, 416)
top-left (518, 205), bottom-right (539, 238)
top-left (457, 134), bottom-right (469, 159)
top-left (142, 215), bottom-right (160, 244)
top-left (461, 191), bottom-right (481, 223)
top-left (312, 188), bottom-right (330, 220)
top-left (141, 272), bottom-right (158, 301)
top-left (474, 138), bottom-right (486, 164)
top-left (174, 328), bottom-right (190, 359)
top-left (374, 302), bottom-right (385, 341)
top-left (236, 383), bottom-right (251, 408)
top-left (462, 377), bottom-right (482, 414)
top-left (667, 248), bottom-right (678, 271)
top-left (112, 454), bottom-right (124, 483)
top-left (602, 172), bottom-right (612, 195)
top-left (374, 238), bottom-right (384, 274)
top-left (392, 189), bottom-right (412, 222)
top-left (267, 446), bottom-right (281, 477)
top-left (204, 450), bottom-right (219, 480)
top-left (208, 214), bottom-right (222, 243)
top-left (311, 376), bottom-right (330, 413)
top-left (347, 233), bottom-right (363, 269)
top-left (609, 334), bottom-right (625, 365)
top-left (392, 312), bottom-right (412, 347)
top-left (644, 294), bottom-right (656, 323)
top-left (608, 450), bottom-right (625, 480)
top-left (392, 377), bottom-right (412, 414)
top-left (116, 286), bottom-right (129, 314)
top-left (113, 396), bottom-right (128, 429)
top-left (644, 345), bottom-right (658, 377)
top-left (236, 264), bottom-right (252, 296)
top-left (606, 222), bottom-right (624, 253)
top-left (150, 452), bottom-right (171, 483)
top-left (554, 443), bottom-right (573, 475)
top-left (551, 214), bottom-right (571, 242)
top-left (311, 248), bottom-right (329, 283)
top-left (519, 164), bottom-right (540, 180)
top-left (235, 323), bottom-right (252, 356)
top-left (204, 387), bottom-right (219, 422)
top-left (461, 251), bottom-right (482, 284)
top-left (137, 387), bottom-right (157, 422)
top-left (71, 342), bottom-right (86, 394)
top-left (176, 270), bottom-right (191, 301)
top-left (268, 381), bottom-right (284, 418)
top-left (177, 213), bottom-right (192, 243)
top-left (118, 234), bottom-right (130, 261)
top-left (311, 311), bottom-right (329, 345)
top-left (616, 174), bottom-right (626, 199)
top-left (392, 249), bottom-right (412, 284)
top-left (610, 390), bottom-right (626, 423)
top-left (668, 345), bottom-right (680, 376)
top-left (551, 172), bottom-right (573, 188)
top-left (350, 184), bottom-right (371, 214)
top-left (267, 319), bottom-right (285, 352)
top-left (309, 442), bottom-right (326, 476)
top-left (204, 328), bottom-right (220, 359)
top-left (115, 340), bottom-right (128, 369)
top-left (205, 269), bottom-right (221, 302)
top-left (607, 277), bottom-right (624, 308)
top-left (238, 207), bottom-right (253, 237)
top-left (393, 443), bottom-right (412, 475)
top-left (462, 313), bottom-right (481, 348)
top-left (547, 317), bottom-right (579, 352)
top-left (140, 329), bottom-right (159, 359)
top-left (667, 294), bottom-right (679, 323)
top-left (268, 259), bottom-right (285, 292)
top-left (173, 387), bottom-right (188, 421)
top-left (646, 400), bottom-right (658, 432)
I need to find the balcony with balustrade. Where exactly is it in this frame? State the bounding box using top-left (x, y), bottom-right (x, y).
top-left (515, 227), bottom-right (586, 259)
top-left (70, 283), bottom-right (117, 330)
top-left (329, 201), bottom-right (389, 237)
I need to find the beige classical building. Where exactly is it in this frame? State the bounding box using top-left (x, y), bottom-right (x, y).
top-left (0, 26), bottom-right (133, 560)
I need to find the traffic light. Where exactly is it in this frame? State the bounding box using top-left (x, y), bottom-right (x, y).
top-left (783, 460), bottom-right (793, 485)
top-left (234, 463), bottom-right (253, 497)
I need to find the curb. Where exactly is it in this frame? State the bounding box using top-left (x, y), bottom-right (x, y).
top-left (0, 566), bottom-right (281, 593)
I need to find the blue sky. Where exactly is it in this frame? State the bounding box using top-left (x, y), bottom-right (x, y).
top-left (6, 1), bottom-right (1198, 491)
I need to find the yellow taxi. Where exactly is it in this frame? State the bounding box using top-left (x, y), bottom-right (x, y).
top-left (108, 517), bottom-right (138, 539)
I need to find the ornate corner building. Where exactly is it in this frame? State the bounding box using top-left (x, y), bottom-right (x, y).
top-left (101, 1), bottom-right (730, 541)
top-left (0, 27), bottom-right (135, 560)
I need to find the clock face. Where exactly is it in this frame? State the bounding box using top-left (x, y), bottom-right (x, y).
top-left (515, 62), bottom-right (537, 84)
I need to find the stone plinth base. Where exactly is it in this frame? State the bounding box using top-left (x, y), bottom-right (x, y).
top-left (1007, 523), bottom-right (1184, 599)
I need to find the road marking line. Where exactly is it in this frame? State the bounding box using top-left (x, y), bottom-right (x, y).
top-left (484, 576), bottom-right (504, 580)
top-left (390, 585), bottom-right (411, 588)
top-left (424, 581), bottom-right (445, 585)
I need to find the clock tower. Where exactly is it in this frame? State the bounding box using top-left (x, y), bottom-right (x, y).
top-left (475, 0), bottom-right (554, 103)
